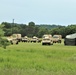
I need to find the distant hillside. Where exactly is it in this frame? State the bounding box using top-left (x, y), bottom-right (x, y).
top-left (36, 24), bottom-right (64, 29)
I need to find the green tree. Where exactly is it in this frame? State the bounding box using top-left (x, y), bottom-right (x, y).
top-left (28, 21), bottom-right (35, 26)
top-left (26, 22), bottom-right (36, 37)
top-left (38, 28), bottom-right (49, 37)
top-left (0, 24), bottom-right (5, 37)
top-left (0, 24), bottom-right (10, 49)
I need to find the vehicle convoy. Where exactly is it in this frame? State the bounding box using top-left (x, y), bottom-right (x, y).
top-left (42, 34), bottom-right (53, 45)
top-left (52, 35), bottom-right (62, 43)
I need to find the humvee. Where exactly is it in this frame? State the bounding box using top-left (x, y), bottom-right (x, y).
top-left (22, 36), bottom-right (29, 42)
top-left (30, 36), bottom-right (39, 43)
top-left (52, 35), bottom-right (62, 43)
top-left (42, 34), bottom-right (53, 45)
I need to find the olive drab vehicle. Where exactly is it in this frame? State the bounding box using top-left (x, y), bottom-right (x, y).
top-left (64, 33), bottom-right (76, 45)
top-left (42, 34), bottom-right (53, 45)
top-left (52, 35), bottom-right (62, 43)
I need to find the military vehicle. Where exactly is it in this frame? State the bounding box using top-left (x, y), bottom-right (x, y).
top-left (6, 33), bottom-right (22, 44)
top-left (30, 36), bottom-right (39, 43)
top-left (12, 34), bottom-right (22, 42)
top-left (22, 36), bottom-right (29, 42)
top-left (7, 36), bottom-right (18, 44)
top-left (10, 39), bottom-right (18, 44)
top-left (64, 33), bottom-right (76, 45)
top-left (52, 35), bottom-right (62, 43)
top-left (42, 34), bottom-right (53, 45)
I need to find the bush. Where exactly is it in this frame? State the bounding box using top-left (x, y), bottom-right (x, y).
top-left (0, 38), bottom-right (10, 49)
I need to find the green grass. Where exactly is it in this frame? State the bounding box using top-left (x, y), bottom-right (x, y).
top-left (0, 41), bottom-right (76, 75)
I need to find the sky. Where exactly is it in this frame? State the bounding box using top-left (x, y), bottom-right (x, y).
top-left (0, 0), bottom-right (76, 26)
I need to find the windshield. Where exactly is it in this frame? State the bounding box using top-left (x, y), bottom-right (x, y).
top-left (43, 38), bottom-right (50, 40)
top-left (53, 36), bottom-right (58, 38)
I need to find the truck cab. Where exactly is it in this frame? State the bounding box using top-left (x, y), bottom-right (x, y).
top-left (53, 35), bottom-right (62, 43)
top-left (42, 34), bottom-right (53, 45)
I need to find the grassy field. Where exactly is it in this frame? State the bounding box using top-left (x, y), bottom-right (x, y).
top-left (0, 41), bottom-right (76, 75)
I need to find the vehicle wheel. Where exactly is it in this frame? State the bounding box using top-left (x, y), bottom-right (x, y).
top-left (10, 41), bottom-right (13, 44)
top-left (42, 43), bottom-right (44, 45)
top-left (48, 43), bottom-right (50, 45)
top-left (16, 42), bottom-right (18, 44)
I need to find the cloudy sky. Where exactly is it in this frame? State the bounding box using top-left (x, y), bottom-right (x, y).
top-left (0, 0), bottom-right (76, 25)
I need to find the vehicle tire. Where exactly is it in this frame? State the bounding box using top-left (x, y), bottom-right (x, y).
top-left (48, 43), bottom-right (50, 45)
top-left (16, 42), bottom-right (18, 44)
top-left (42, 43), bottom-right (44, 45)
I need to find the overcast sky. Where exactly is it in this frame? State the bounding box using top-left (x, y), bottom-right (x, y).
top-left (0, 0), bottom-right (76, 25)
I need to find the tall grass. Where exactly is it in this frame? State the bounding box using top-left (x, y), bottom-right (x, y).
top-left (0, 42), bottom-right (76, 75)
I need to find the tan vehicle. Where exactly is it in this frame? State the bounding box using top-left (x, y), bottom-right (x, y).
top-left (30, 36), bottom-right (39, 43)
top-left (42, 34), bottom-right (53, 45)
top-left (52, 35), bottom-right (62, 43)
top-left (12, 34), bottom-right (22, 42)
top-left (6, 33), bottom-right (22, 44)
top-left (7, 36), bottom-right (18, 44)
top-left (10, 39), bottom-right (18, 44)
top-left (22, 36), bottom-right (29, 42)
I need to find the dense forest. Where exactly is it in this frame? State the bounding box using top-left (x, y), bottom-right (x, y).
top-left (1, 22), bottom-right (76, 38)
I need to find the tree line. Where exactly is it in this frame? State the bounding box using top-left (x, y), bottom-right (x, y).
top-left (1, 22), bottom-right (76, 38)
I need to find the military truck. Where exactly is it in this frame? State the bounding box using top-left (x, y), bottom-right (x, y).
top-left (52, 35), bottom-right (62, 43)
top-left (10, 39), bottom-right (18, 44)
top-left (7, 36), bottom-right (18, 44)
top-left (42, 34), bottom-right (53, 45)
top-left (6, 33), bottom-right (22, 44)
top-left (12, 34), bottom-right (22, 42)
